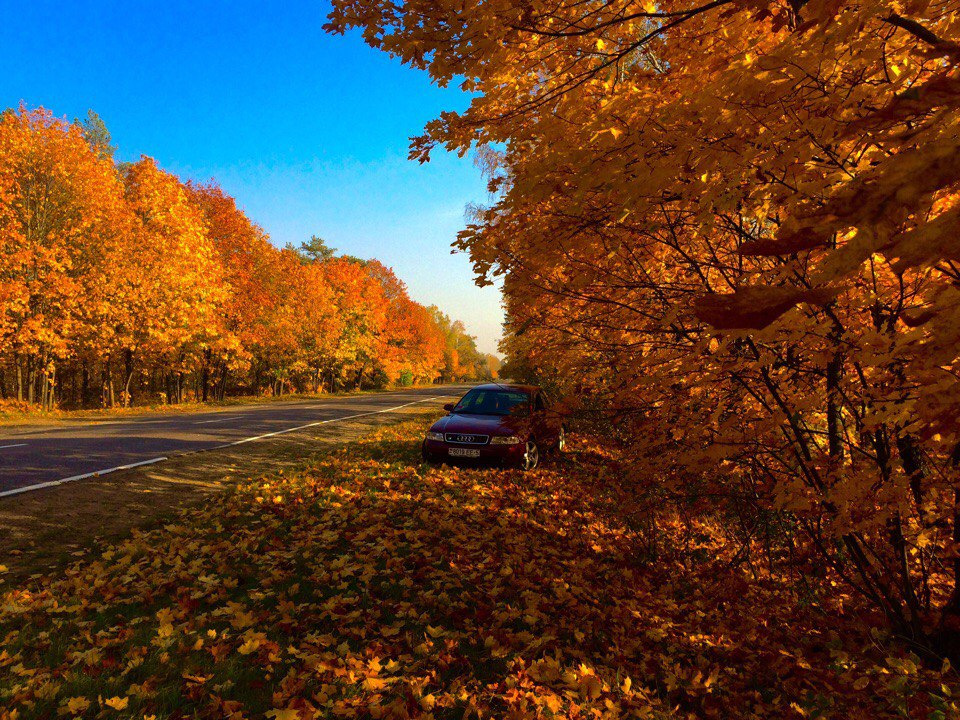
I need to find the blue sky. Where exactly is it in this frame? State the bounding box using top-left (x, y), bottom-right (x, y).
top-left (0, 0), bottom-right (503, 354)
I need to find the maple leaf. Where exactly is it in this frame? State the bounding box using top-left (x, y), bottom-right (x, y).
top-left (103, 696), bottom-right (128, 710)
top-left (63, 697), bottom-right (90, 714)
top-left (266, 710), bottom-right (301, 720)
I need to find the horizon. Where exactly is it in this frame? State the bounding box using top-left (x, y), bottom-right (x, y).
top-left (0, 0), bottom-right (503, 355)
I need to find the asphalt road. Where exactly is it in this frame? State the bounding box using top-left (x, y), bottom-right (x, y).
top-left (0, 385), bottom-right (471, 496)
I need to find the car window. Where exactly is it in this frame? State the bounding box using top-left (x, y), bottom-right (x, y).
top-left (454, 389), bottom-right (530, 416)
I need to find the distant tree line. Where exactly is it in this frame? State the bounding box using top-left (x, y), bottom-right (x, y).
top-left (0, 107), bottom-right (496, 409)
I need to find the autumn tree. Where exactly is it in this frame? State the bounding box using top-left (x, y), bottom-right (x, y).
top-left (0, 107), bottom-right (129, 409)
top-left (327, 0), bottom-right (960, 656)
top-left (483, 353), bottom-right (501, 380)
top-left (77, 110), bottom-right (115, 160)
top-left (106, 157), bottom-right (224, 406)
top-left (381, 287), bottom-right (445, 385)
top-left (428, 307), bottom-right (489, 382)
top-left (187, 182), bottom-right (277, 400)
top-left (0, 105), bottom-right (478, 410)
top-left (288, 235), bottom-right (337, 264)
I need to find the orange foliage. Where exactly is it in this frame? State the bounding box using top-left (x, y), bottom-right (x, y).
top-left (327, 0), bottom-right (960, 658)
top-left (0, 107), bottom-right (129, 407)
top-left (0, 107), bottom-right (492, 407)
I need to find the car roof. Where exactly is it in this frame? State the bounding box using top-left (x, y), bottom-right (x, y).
top-left (469, 382), bottom-right (539, 394)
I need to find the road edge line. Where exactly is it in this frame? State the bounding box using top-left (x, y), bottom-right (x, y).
top-left (0, 457), bottom-right (169, 499)
top-left (210, 395), bottom-right (452, 450)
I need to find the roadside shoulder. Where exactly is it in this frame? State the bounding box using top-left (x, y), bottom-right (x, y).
top-left (0, 403), bottom-right (446, 582)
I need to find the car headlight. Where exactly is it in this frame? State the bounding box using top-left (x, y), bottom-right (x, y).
top-left (490, 435), bottom-right (522, 445)
top-left (425, 431), bottom-right (444, 441)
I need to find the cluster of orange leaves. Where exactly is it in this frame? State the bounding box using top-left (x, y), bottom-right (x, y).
top-left (324, 0), bottom-right (960, 650)
top-left (1, 418), bottom-right (957, 719)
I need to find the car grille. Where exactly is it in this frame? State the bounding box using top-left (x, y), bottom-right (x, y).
top-left (445, 433), bottom-right (489, 445)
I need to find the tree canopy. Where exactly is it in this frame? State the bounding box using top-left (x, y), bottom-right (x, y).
top-left (327, 0), bottom-right (960, 658)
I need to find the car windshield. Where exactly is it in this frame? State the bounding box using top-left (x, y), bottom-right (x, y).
top-left (453, 389), bottom-right (530, 416)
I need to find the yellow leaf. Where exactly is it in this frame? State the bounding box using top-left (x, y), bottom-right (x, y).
top-left (266, 710), bottom-right (301, 720)
top-left (104, 696), bottom-right (128, 710)
top-left (540, 694), bottom-right (562, 713)
top-left (363, 677), bottom-right (388, 691)
top-left (239, 638), bottom-right (261, 655)
top-left (64, 697), bottom-right (90, 714)
top-left (581, 675), bottom-right (602, 700)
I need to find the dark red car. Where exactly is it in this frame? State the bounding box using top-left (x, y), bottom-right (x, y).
top-left (421, 383), bottom-right (566, 470)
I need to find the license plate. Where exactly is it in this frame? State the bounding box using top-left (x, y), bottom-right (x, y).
top-left (448, 447), bottom-right (481, 458)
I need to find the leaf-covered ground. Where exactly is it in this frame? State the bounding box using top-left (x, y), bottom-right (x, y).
top-left (1, 417), bottom-right (956, 719)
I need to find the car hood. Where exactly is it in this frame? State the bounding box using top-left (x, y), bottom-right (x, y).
top-left (432, 413), bottom-right (526, 436)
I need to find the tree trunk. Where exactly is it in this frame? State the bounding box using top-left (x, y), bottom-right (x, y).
top-left (826, 351), bottom-right (843, 462)
top-left (123, 349), bottom-right (134, 407)
top-left (16, 357), bottom-right (23, 402)
top-left (26, 356), bottom-right (34, 405)
top-left (217, 363), bottom-right (228, 401)
top-left (201, 348), bottom-right (211, 402)
top-left (102, 356), bottom-right (116, 407)
top-left (101, 361), bottom-right (109, 407)
top-left (47, 364), bottom-right (56, 411)
top-left (39, 368), bottom-right (47, 411)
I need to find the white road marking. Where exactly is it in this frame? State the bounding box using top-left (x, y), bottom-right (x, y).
top-left (194, 416), bottom-right (243, 425)
top-left (0, 443), bottom-right (27, 450)
top-left (0, 457), bottom-right (168, 498)
top-left (0, 393), bottom-right (460, 499)
top-left (213, 395), bottom-right (457, 449)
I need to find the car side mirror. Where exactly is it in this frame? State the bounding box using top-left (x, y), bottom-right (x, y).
top-left (443, 403), bottom-right (455, 412)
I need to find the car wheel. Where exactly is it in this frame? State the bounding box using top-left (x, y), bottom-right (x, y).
top-left (521, 439), bottom-right (540, 471)
top-left (556, 426), bottom-right (566, 453)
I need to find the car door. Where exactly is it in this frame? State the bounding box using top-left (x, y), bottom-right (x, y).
top-left (531, 392), bottom-right (554, 445)
top-left (537, 391), bottom-right (562, 445)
